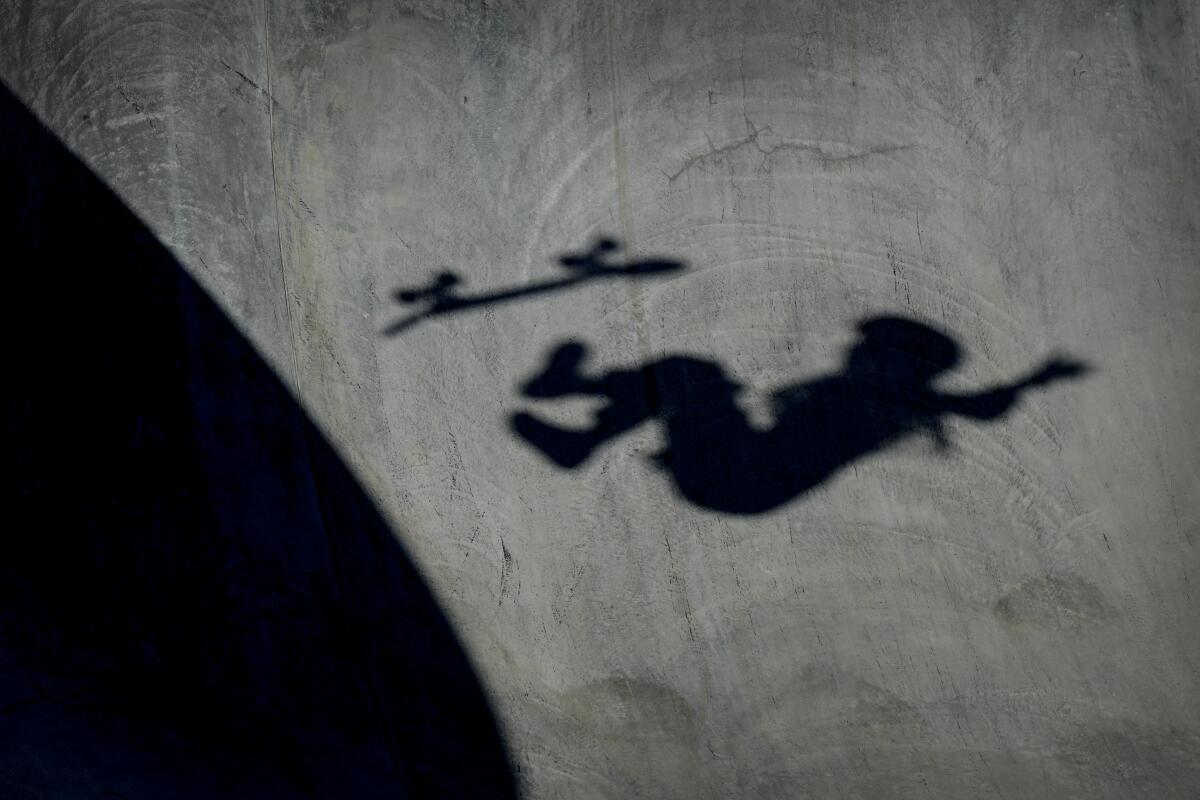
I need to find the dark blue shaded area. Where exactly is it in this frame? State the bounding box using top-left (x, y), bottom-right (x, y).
top-left (0, 83), bottom-right (516, 799)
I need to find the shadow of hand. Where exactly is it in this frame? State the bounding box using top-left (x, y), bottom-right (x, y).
top-left (523, 342), bottom-right (589, 397)
top-left (1031, 356), bottom-right (1091, 386)
top-left (395, 271), bottom-right (460, 304)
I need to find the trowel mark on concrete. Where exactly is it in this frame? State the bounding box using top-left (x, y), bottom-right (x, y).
top-left (994, 572), bottom-right (1112, 627)
top-left (217, 58), bottom-right (277, 108)
top-left (1055, 722), bottom-right (1200, 796)
top-left (559, 676), bottom-right (700, 744)
top-left (773, 664), bottom-right (925, 731)
top-left (539, 676), bottom-right (706, 799)
top-left (603, 0), bottom-right (657, 369)
top-left (498, 536), bottom-right (517, 606)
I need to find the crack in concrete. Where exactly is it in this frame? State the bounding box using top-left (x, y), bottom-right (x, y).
top-left (665, 117), bottom-right (913, 183)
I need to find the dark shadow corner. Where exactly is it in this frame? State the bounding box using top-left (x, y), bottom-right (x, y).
top-left (0, 83), bottom-right (516, 798)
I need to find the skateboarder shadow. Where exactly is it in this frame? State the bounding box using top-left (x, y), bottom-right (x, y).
top-left (511, 316), bottom-right (1088, 514)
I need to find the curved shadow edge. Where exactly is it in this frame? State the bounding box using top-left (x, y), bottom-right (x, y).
top-left (0, 82), bottom-right (516, 799)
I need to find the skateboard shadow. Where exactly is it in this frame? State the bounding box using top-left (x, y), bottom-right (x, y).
top-left (384, 237), bottom-right (684, 335)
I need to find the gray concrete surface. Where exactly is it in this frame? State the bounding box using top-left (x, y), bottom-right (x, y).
top-left (4, 0), bottom-right (1199, 796)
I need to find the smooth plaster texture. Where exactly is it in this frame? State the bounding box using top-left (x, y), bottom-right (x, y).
top-left (3, 1), bottom-right (1199, 797)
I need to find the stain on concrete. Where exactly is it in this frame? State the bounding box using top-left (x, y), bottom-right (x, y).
top-left (1055, 722), bottom-right (1200, 797)
top-left (775, 664), bottom-right (925, 731)
top-left (994, 572), bottom-right (1113, 627)
top-left (560, 675), bottom-right (701, 744)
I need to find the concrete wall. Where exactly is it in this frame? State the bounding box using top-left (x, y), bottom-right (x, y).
top-left (3, 1), bottom-right (1198, 797)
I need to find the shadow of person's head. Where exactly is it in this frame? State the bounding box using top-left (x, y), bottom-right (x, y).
top-left (846, 316), bottom-right (962, 384)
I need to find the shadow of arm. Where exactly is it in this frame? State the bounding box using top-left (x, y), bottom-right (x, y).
top-left (934, 357), bottom-right (1090, 420)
